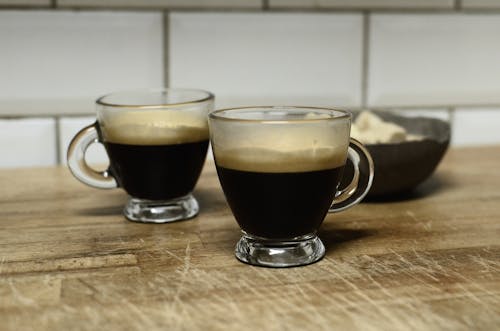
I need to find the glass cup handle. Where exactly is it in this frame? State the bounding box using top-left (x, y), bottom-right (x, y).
top-left (67, 122), bottom-right (117, 189)
top-left (329, 138), bottom-right (374, 213)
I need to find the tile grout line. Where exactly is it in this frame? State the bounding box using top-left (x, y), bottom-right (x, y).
top-left (54, 116), bottom-right (62, 165)
top-left (448, 106), bottom-right (456, 144)
top-left (7, 4), bottom-right (500, 12)
top-left (361, 12), bottom-right (371, 109)
top-left (162, 11), bottom-right (170, 88)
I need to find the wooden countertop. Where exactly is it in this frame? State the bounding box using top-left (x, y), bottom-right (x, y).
top-left (1, 146), bottom-right (499, 330)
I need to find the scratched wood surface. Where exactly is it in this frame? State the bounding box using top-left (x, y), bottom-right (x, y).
top-left (0, 146), bottom-right (499, 331)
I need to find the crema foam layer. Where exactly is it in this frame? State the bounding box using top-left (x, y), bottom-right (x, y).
top-left (215, 146), bottom-right (348, 173)
top-left (101, 110), bottom-right (208, 145)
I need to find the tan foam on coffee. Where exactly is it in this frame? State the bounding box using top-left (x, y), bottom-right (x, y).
top-left (101, 110), bottom-right (208, 145)
top-left (211, 119), bottom-right (350, 172)
top-left (215, 146), bottom-right (347, 173)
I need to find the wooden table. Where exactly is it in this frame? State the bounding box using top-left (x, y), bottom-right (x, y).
top-left (1, 146), bottom-right (499, 330)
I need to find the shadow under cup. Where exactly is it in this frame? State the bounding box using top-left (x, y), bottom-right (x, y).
top-left (67, 88), bottom-right (214, 223)
top-left (209, 106), bottom-right (374, 268)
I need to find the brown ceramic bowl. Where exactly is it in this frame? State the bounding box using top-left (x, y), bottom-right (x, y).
top-left (342, 111), bottom-right (450, 198)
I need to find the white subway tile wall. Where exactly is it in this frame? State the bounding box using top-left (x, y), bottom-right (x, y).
top-left (0, 98), bottom-right (97, 117)
top-left (0, 11), bottom-right (163, 100)
top-left (452, 109), bottom-right (500, 146)
top-left (57, 0), bottom-right (262, 9)
top-left (1, 9), bottom-right (500, 168)
top-left (462, 0), bottom-right (500, 9)
top-left (59, 116), bottom-right (108, 166)
top-left (0, 10), bottom-right (163, 167)
top-left (369, 14), bottom-right (500, 108)
top-left (270, 0), bottom-right (454, 9)
top-left (0, 0), bottom-right (49, 6)
top-left (169, 12), bottom-right (363, 109)
top-left (0, 118), bottom-right (56, 168)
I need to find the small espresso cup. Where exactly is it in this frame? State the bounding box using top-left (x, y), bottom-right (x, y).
top-left (209, 106), bottom-right (374, 267)
top-left (67, 88), bottom-right (214, 223)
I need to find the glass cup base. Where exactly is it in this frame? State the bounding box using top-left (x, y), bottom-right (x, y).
top-left (235, 233), bottom-right (325, 268)
top-left (123, 193), bottom-right (199, 223)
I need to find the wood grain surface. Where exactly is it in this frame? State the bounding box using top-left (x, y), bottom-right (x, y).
top-left (0, 146), bottom-right (499, 331)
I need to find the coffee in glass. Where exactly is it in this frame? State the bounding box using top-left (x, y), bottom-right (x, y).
top-left (67, 88), bottom-right (214, 223)
top-left (209, 106), bottom-right (374, 267)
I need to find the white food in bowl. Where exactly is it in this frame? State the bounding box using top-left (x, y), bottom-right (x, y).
top-left (351, 111), bottom-right (422, 144)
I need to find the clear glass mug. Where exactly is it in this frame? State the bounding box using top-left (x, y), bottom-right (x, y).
top-left (209, 106), bottom-right (374, 267)
top-left (67, 88), bottom-right (214, 223)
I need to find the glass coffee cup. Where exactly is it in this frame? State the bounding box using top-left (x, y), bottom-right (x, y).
top-left (67, 88), bottom-right (214, 223)
top-left (209, 106), bottom-right (374, 267)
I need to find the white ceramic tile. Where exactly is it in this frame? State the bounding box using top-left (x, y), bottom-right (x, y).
top-left (0, 11), bottom-right (163, 114)
top-left (0, 118), bottom-right (56, 168)
top-left (0, 98), bottom-right (96, 117)
top-left (270, 0), bottom-right (453, 9)
top-left (452, 109), bottom-right (500, 146)
top-left (59, 116), bottom-right (109, 166)
top-left (0, 0), bottom-right (49, 6)
top-left (369, 14), bottom-right (500, 108)
top-left (170, 12), bottom-right (363, 109)
top-left (58, 0), bottom-right (261, 9)
top-left (462, 0), bottom-right (500, 9)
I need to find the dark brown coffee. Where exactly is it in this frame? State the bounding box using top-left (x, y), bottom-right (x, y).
top-left (104, 140), bottom-right (208, 200)
top-left (216, 165), bottom-right (344, 239)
